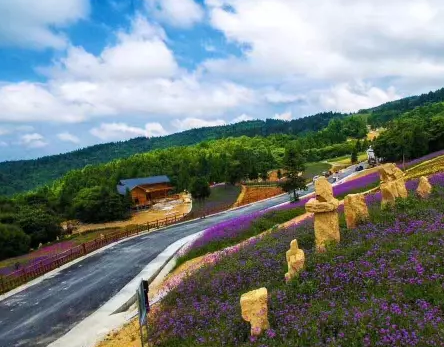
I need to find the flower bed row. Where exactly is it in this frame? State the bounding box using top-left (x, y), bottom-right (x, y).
top-left (148, 172), bottom-right (444, 346)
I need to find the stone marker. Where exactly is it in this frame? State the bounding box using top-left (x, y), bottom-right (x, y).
top-left (285, 239), bottom-right (305, 282)
top-left (344, 193), bottom-right (369, 229)
top-left (305, 177), bottom-right (340, 252)
top-left (417, 176), bottom-right (432, 198)
top-left (240, 287), bottom-right (270, 336)
top-left (393, 167), bottom-right (408, 198)
top-left (379, 163), bottom-right (407, 207)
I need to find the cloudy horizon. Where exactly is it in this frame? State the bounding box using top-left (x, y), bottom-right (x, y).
top-left (1, 0), bottom-right (444, 161)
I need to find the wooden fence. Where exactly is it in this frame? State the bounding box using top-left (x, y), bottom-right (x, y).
top-left (0, 190), bottom-right (284, 295)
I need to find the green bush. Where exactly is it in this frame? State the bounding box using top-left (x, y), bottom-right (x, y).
top-left (0, 224), bottom-right (30, 260)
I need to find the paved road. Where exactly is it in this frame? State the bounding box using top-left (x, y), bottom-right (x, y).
top-left (0, 164), bottom-right (358, 347)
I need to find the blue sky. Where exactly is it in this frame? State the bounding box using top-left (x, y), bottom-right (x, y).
top-left (1, 0), bottom-right (444, 161)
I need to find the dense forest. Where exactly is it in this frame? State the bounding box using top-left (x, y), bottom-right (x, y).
top-left (373, 102), bottom-right (444, 162)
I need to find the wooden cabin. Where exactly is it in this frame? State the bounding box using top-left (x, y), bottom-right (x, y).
top-left (117, 176), bottom-right (173, 207)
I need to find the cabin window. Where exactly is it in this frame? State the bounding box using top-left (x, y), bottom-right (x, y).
top-left (134, 198), bottom-right (139, 205)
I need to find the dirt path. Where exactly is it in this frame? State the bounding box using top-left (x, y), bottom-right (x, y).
top-left (73, 195), bottom-right (192, 234)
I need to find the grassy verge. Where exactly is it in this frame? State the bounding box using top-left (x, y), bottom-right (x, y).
top-left (328, 152), bottom-right (367, 165)
top-left (191, 184), bottom-right (241, 213)
top-left (302, 162), bottom-right (331, 180)
top-left (147, 181), bottom-right (444, 346)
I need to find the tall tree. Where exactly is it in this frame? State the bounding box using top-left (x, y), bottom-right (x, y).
top-left (280, 145), bottom-right (306, 202)
top-left (190, 177), bottom-right (211, 202)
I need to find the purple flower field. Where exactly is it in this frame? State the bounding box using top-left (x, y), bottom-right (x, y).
top-left (149, 172), bottom-right (444, 346)
top-left (404, 149), bottom-right (444, 168)
top-left (181, 171), bottom-right (381, 261)
top-left (0, 241), bottom-right (76, 276)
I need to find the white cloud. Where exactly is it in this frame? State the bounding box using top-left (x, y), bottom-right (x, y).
top-left (0, 16), bottom-right (254, 124)
top-left (203, 43), bottom-right (216, 52)
top-left (145, 0), bottom-right (204, 28)
top-left (318, 82), bottom-right (400, 113)
top-left (231, 114), bottom-right (253, 123)
top-left (0, 82), bottom-right (86, 122)
top-left (264, 91), bottom-right (305, 104)
top-left (204, 0), bottom-right (444, 84)
top-left (57, 132), bottom-right (80, 144)
top-left (273, 112), bottom-right (292, 121)
top-left (0, 0), bottom-right (90, 49)
top-left (90, 122), bottom-right (168, 141)
top-left (20, 133), bottom-right (48, 148)
top-left (145, 122), bottom-right (169, 137)
top-left (171, 118), bottom-right (226, 131)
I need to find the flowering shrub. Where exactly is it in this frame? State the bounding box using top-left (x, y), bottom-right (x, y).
top-left (148, 173), bottom-right (444, 346)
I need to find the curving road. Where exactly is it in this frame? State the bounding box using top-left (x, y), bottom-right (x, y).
top-left (0, 164), bottom-right (359, 347)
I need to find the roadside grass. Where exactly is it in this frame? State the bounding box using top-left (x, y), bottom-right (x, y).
top-left (302, 162), bottom-right (331, 180)
top-left (327, 152), bottom-right (367, 165)
top-left (147, 177), bottom-right (444, 346)
top-left (191, 184), bottom-right (241, 213)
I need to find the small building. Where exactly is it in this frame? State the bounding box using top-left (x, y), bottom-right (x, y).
top-left (117, 175), bottom-right (173, 207)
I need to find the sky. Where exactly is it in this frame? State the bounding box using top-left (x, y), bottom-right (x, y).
top-left (1, 0), bottom-right (444, 161)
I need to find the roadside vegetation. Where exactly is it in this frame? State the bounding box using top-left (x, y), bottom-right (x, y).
top-left (147, 173), bottom-right (444, 346)
top-left (191, 184), bottom-right (241, 214)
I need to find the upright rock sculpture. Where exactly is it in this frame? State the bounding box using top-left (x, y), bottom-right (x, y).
top-left (393, 166), bottom-right (408, 198)
top-left (305, 177), bottom-right (340, 252)
top-left (344, 193), bottom-right (369, 229)
top-left (417, 176), bottom-right (432, 198)
top-left (240, 287), bottom-right (270, 336)
top-left (379, 163), bottom-right (407, 207)
top-left (285, 240), bottom-right (305, 282)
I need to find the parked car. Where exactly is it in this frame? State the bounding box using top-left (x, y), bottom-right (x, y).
top-left (355, 165), bottom-right (364, 172)
top-left (313, 175), bottom-right (320, 182)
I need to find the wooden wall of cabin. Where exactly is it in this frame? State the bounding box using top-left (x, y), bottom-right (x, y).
top-left (130, 183), bottom-right (173, 206)
top-left (131, 187), bottom-right (148, 206)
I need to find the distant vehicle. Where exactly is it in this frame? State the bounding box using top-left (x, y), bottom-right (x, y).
top-left (355, 165), bottom-right (364, 172)
top-left (322, 171), bottom-right (331, 178)
top-left (331, 176), bottom-right (339, 183)
top-left (313, 175), bottom-right (320, 182)
top-left (367, 146), bottom-right (378, 167)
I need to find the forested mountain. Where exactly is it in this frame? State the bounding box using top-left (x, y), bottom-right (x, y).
top-left (0, 112), bottom-right (346, 195)
top-left (362, 87), bottom-right (444, 127)
top-left (1, 86), bottom-right (444, 196)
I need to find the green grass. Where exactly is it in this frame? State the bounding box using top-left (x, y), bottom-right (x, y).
top-left (302, 162), bottom-right (331, 180)
top-left (327, 152), bottom-right (367, 165)
top-left (191, 184), bottom-right (241, 213)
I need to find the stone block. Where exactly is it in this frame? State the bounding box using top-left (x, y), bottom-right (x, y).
top-left (417, 176), bottom-right (432, 198)
top-left (240, 287), bottom-right (270, 336)
top-left (285, 240), bottom-right (305, 282)
top-left (344, 193), bottom-right (369, 229)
